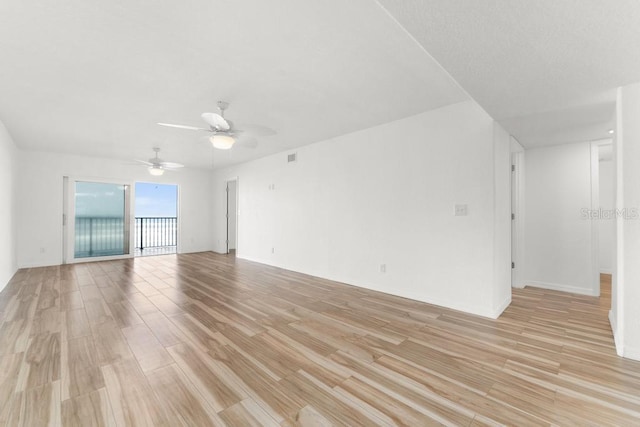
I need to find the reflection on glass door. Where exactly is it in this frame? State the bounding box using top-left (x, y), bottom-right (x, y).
top-left (74, 181), bottom-right (130, 258)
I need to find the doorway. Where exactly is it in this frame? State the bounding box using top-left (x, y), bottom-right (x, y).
top-left (510, 144), bottom-right (524, 288)
top-left (597, 143), bottom-right (614, 303)
top-left (226, 179), bottom-right (238, 255)
top-left (511, 155), bottom-right (518, 285)
top-left (63, 177), bottom-right (131, 263)
top-left (134, 182), bottom-right (178, 257)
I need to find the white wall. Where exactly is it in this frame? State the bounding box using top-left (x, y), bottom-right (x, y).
top-left (523, 142), bottom-right (597, 295)
top-left (0, 121), bottom-right (18, 291)
top-left (599, 158), bottom-right (614, 274)
top-left (212, 100), bottom-right (512, 318)
top-left (17, 151), bottom-right (213, 268)
top-left (616, 82), bottom-right (640, 360)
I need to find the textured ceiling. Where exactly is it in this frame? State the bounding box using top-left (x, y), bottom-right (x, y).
top-left (377, 0), bottom-right (640, 147)
top-left (0, 0), bottom-right (467, 169)
top-left (2, 1), bottom-right (638, 162)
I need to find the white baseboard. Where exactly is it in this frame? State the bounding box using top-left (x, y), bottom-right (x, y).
top-left (492, 295), bottom-right (512, 319)
top-left (237, 254), bottom-right (277, 267)
top-left (624, 346), bottom-right (640, 362)
top-left (608, 310), bottom-right (624, 357)
top-left (17, 260), bottom-right (61, 269)
top-left (210, 250), bottom-right (227, 255)
top-left (238, 254), bottom-right (502, 319)
top-left (523, 280), bottom-right (599, 296)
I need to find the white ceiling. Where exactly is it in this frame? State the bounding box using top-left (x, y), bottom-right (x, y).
top-left (0, 0), bottom-right (467, 169)
top-left (377, 0), bottom-right (640, 147)
top-left (2, 1), bottom-right (639, 164)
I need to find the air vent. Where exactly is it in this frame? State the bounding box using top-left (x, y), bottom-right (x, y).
top-left (287, 153), bottom-right (297, 163)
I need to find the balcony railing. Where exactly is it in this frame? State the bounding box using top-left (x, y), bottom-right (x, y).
top-left (135, 217), bottom-right (177, 250)
top-left (74, 216), bottom-right (177, 258)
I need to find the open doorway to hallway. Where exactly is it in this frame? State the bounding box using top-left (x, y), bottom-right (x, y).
top-left (226, 179), bottom-right (237, 255)
top-left (598, 144), bottom-right (614, 277)
top-left (134, 182), bottom-right (178, 257)
top-left (597, 143), bottom-right (614, 312)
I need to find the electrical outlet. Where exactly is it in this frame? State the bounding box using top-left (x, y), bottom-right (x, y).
top-left (454, 204), bottom-right (468, 216)
top-left (271, 247), bottom-right (275, 254)
top-left (380, 264), bottom-right (386, 273)
top-left (39, 247), bottom-right (45, 253)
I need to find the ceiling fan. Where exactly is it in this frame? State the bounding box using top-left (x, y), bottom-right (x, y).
top-left (157, 101), bottom-right (275, 150)
top-left (135, 148), bottom-right (184, 176)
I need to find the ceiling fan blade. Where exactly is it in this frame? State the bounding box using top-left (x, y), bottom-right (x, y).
top-left (160, 162), bottom-right (184, 169)
top-left (158, 122), bottom-right (210, 131)
top-left (235, 124), bottom-right (276, 137)
top-left (134, 159), bottom-right (153, 166)
top-left (201, 113), bottom-right (230, 131)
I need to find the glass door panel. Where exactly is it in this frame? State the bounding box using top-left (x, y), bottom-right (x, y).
top-left (74, 181), bottom-right (130, 258)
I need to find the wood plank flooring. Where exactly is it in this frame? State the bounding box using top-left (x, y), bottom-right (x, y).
top-left (0, 253), bottom-right (639, 426)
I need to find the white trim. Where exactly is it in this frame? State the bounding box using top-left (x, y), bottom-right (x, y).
top-left (176, 183), bottom-right (182, 254)
top-left (609, 310), bottom-right (624, 357)
top-left (624, 346), bottom-right (640, 362)
top-left (614, 88), bottom-right (625, 357)
top-left (17, 261), bottom-right (61, 269)
top-left (510, 145), bottom-right (525, 289)
top-left (600, 269), bottom-right (613, 275)
top-left (238, 254), bottom-right (502, 319)
top-left (224, 178), bottom-right (239, 255)
top-left (62, 176), bottom-right (68, 264)
top-left (492, 295), bottom-right (512, 319)
top-left (64, 176), bottom-right (135, 263)
top-left (523, 280), bottom-right (599, 296)
top-left (65, 253), bottom-right (133, 264)
top-left (589, 142), bottom-right (601, 297)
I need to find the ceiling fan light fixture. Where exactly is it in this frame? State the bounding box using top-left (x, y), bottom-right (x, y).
top-left (210, 134), bottom-right (235, 150)
top-left (148, 165), bottom-right (165, 176)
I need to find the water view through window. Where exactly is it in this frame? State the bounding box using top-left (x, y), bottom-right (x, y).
top-left (134, 182), bottom-right (178, 256)
top-left (74, 182), bottom-right (129, 258)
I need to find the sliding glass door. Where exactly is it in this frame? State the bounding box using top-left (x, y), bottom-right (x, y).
top-left (70, 181), bottom-right (131, 259)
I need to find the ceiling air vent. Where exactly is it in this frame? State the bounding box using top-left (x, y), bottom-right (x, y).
top-left (287, 153), bottom-right (297, 163)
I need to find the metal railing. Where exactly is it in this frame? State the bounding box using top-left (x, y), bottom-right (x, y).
top-left (74, 216), bottom-right (177, 258)
top-left (135, 217), bottom-right (177, 250)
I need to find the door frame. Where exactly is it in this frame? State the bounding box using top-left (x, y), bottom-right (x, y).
top-left (225, 177), bottom-right (239, 255)
top-left (133, 181), bottom-right (181, 256)
top-left (589, 139), bottom-right (614, 296)
top-left (510, 151), bottom-right (525, 288)
top-left (63, 176), bottom-right (134, 264)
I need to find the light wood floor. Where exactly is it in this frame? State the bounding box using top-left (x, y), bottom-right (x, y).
top-left (1, 253), bottom-right (639, 426)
